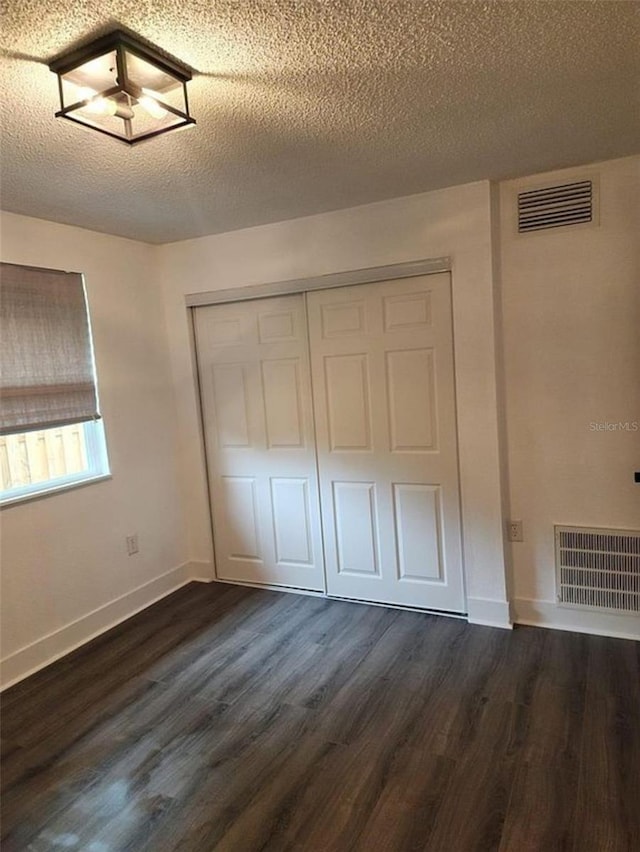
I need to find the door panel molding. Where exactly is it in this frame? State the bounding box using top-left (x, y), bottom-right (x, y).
top-left (307, 273), bottom-right (466, 612)
top-left (194, 267), bottom-right (466, 613)
top-left (195, 294), bottom-right (326, 591)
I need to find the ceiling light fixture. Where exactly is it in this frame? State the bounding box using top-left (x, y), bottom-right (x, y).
top-left (49, 29), bottom-right (195, 144)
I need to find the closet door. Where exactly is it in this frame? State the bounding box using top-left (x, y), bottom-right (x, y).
top-left (307, 273), bottom-right (465, 612)
top-left (195, 295), bottom-right (325, 591)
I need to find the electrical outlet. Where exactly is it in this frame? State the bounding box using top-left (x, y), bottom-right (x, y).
top-left (126, 534), bottom-right (139, 556)
top-left (507, 520), bottom-right (524, 542)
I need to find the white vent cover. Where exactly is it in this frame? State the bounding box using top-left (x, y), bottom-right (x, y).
top-left (555, 525), bottom-right (640, 614)
top-left (518, 180), bottom-right (593, 233)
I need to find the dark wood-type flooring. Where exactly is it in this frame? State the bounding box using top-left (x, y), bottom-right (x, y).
top-left (1, 582), bottom-right (639, 851)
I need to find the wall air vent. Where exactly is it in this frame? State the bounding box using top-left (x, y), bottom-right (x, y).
top-left (555, 525), bottom-right (640, 614)
top-left (518, 180), bottom-right (594, 233)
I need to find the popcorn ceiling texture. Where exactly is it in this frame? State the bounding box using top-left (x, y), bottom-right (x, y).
top-left (0, 1), bottom-right (638, 243)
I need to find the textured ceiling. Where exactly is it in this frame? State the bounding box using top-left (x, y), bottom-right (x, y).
top-left (1, 1), bottom-right (639, 244)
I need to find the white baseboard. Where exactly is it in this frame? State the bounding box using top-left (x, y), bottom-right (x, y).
top-left (0, 563), bottom-right (192, 690)
top-left (514, 598), bottom-right (640, 641)
top-left (466, 596), bottom-right (513, 629)
top-left (186, 560), bottom-right (215, 582)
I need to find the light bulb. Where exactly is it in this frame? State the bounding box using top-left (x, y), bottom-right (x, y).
top-left (115, 103), bottom-right (135, 120)
top-left (77, 86), bottom-right (117, 116)
top-left (138, 90), bottom-right (167, 120)
top-left (101, 98), bottom-right (118, 117)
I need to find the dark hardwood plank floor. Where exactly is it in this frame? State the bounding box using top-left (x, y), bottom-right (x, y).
top-left (1, 582), bottom-right (638, 851)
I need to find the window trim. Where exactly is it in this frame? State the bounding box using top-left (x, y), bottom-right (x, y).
top-left (0, 420), bottom-right (111, 508)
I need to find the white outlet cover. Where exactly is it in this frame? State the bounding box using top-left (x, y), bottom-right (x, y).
top-left (508, 520), bottom-right (524, 542)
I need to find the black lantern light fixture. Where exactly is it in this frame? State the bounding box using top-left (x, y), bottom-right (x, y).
top-left (49, 29), bottom-right (195, 144)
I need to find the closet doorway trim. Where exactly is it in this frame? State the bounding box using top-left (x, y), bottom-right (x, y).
top-left (185, 257), bottom-right (451, 307)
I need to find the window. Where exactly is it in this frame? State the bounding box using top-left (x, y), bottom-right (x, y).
top-left (0, 262), bottom-right (110, 505)
top-left (0, 421), bottom-right (109, 503)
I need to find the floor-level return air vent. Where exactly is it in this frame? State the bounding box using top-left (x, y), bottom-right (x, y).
top-left (555, 525), bottom-right (640, 614)
top-left (518, 180), bottom-right (593, 233)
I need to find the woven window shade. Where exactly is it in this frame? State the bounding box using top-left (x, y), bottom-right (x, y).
top-left (0, 262), bottom-right (99, 435)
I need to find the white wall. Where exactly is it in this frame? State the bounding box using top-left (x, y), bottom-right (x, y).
top-left (0, 212), bottom-right (189, 687)
top-left (3, 158), bottom-right (634, 681)
top-left (500, 156), bottom-right (640, 638)
top-left (158, 181), bottom-right (510, 627)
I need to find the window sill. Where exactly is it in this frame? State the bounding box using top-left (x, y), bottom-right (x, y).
top-left (0, 473), bottom-right (112, 509)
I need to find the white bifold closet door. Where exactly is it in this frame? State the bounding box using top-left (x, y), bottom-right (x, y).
top-left (195, 272), bottom-right (465, 613)
top-left (194, 294), bottom-right (325, 590)
top-left (306, 273), bottom-right (465, 612)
